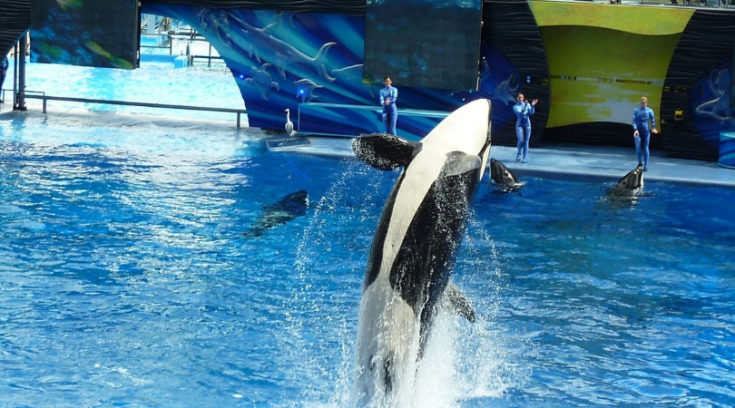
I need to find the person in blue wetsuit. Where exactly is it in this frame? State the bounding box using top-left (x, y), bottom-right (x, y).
top-left (632, 95), bottom-right (658, 171)
top-left (379, 76), bottom-right (398, 136)
top-left (513, 92), bottom-right (538, 163)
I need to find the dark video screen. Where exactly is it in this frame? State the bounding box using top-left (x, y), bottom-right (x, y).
top-left (30, 0), bottom-right (139, 69)
top-left (363, 0), bottom-right (483, 91)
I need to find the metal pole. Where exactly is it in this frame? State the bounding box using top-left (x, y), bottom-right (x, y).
top-left (12, 42), bottom-right (17, 108)
top-left (15, 33), bottom-right (27, 111)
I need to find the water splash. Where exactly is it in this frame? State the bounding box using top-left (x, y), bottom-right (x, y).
top-left (445, 215), bottom-right (530, 405)
top-left (277, 158), bottom-right (388, 406)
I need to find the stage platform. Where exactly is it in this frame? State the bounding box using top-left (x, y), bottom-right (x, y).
top-left (262, 133), bottom-right (735, 188)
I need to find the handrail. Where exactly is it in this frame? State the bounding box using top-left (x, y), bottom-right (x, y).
top-left (191, 55), bottom-right (224, 61)
top-left (23, 94), bottom-right (247, 128)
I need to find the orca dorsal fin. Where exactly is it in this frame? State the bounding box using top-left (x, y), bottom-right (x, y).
top-left (446, 283), bottom-right (476, 323)
top-left (352, 133), bottom-right (420, 170)
top-left (440, 151), bottom-right (481, 178)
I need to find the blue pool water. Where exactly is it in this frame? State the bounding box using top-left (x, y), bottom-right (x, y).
top-left (2, 57), bottom-right (244, 122)
top-left (2, 63), bottom-right (735, 407)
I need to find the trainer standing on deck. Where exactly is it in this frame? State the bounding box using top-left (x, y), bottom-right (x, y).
top-left (632, 95), bottom-right (658, 171)
top-left (513, 92), bottom-right (537, 163)
top-left (380, 76), bottom-right (398, 136)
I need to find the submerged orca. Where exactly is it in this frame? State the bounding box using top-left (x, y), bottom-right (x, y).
top-left (243, 190), bottom-right (308, 237)
top-left (490, 157), bottom-right (522, 191)
top-left (352, 99), bottom-right (491, 406)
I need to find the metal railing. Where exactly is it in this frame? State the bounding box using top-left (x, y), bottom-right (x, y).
top-left (140, 42), bottom-right (173, 55)
top-left (190, 54), bottom-right (225, 67)
top-left (23, 93), bottom-right (247, 128)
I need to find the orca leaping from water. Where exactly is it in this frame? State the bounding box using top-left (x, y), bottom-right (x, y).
top-left (352, 98), bottom-right (492, 406)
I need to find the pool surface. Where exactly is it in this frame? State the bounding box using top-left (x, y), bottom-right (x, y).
top-left (1, 62), bottom-right (734, 407)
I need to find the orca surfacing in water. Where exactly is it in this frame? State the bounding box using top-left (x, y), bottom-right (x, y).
top-left (604, 166), bottom-right (645, 208)
top-left (490, 157), bottom-right (522, 192)
top-left (615, 165), bottom-right (644, 191)
top-left (607, 165), bottom-right (644, 197)
top-left (352, 99), bottom-right (492, 406)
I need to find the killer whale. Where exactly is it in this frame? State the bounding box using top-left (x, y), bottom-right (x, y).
top-left (604, 166), bottom-right (645, 208)
top-left (610, 165), bottom-right (644, 194)
top-left (352, 99), bottom-right (491, 406)
top-left (243, 190), bottom-right (308, 237)
top-left (490, 158), bottom-right (522, 192)
top-left (616, 165), bottom-right (644, 190)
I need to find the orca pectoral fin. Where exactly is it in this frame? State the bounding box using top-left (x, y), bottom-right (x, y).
top-left (352, 133), bottom-right (420, 170)
top-left (441, 151), bottom-right (481, 178)
top-left (446, 283), bottom-right (476, 323)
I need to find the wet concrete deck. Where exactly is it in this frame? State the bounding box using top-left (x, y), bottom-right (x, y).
top-left (266, 135), bottom-right (735, 188)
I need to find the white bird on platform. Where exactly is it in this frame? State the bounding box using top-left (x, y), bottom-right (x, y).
top-left (284, 108), bottom-right (296, 137)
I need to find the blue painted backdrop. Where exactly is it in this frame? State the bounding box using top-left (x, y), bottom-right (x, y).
top-left (690, 65), bottom-right (735, 150)
top-left (142, 5), bottom-right (518, 140)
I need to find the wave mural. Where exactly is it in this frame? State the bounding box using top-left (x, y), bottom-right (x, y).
top-left (691, 66), bottom-right (735, 150)
top-left (141, 4), bottom-right (522, 140)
